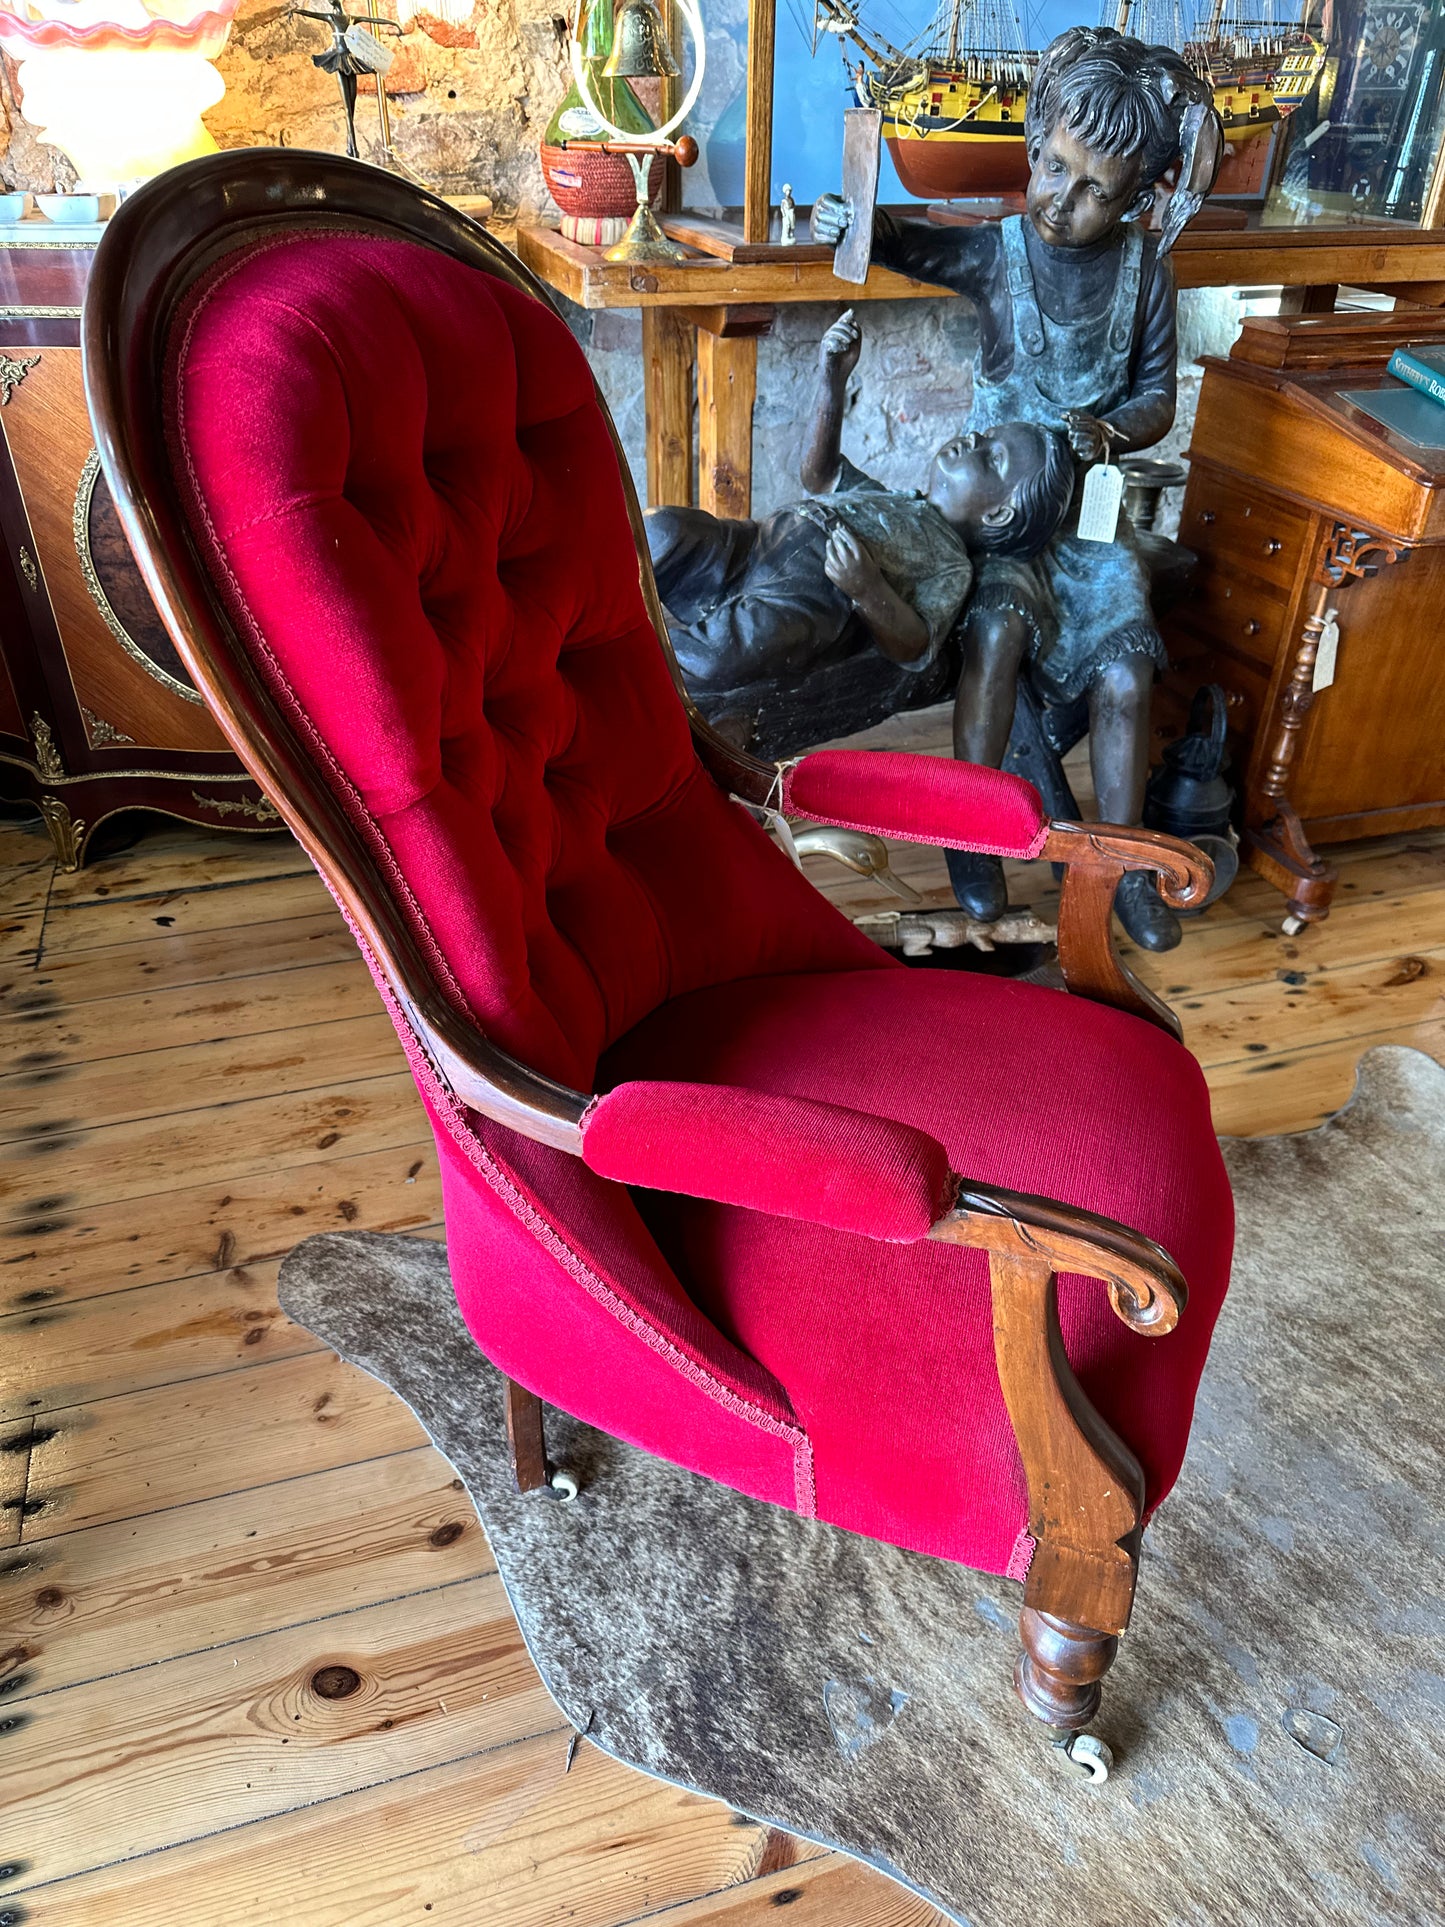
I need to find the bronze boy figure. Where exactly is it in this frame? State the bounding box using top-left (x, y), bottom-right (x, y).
top-left (816, 27), bottom-right (1222, 950)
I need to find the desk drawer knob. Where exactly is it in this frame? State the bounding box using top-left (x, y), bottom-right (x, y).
top-left (1199, 510), bottom-right (1216, 525)
top-left (1244, 619), bottom-right (1261, 636)
top-left (1264, 538), bottom-right (1283, 555)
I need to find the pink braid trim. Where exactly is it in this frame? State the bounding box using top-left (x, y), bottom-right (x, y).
top-left (1005, 1531), bottom-right (1036, 1583)
top-left (340, 901), bottom-right (818, 1516)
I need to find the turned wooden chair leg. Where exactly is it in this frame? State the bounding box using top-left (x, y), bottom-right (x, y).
top-left (987, 1252), bottom-right (1146, 1745)
top-left (1016, 1610), bottom-right (1119, 1731)
top-left (505, 1379), bottom-right (550, 1494)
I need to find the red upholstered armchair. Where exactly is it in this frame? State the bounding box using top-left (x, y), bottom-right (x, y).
top-left (84, 152), bottom-right (1233, 1768)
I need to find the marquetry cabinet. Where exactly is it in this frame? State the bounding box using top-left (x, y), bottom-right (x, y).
top-left (1159, 308), bottom-right (1445, 926)
top-left (0, 226), bottom-right (276, 868)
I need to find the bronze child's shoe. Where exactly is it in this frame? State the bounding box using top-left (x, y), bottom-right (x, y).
top-left (947, 848), bottom-right (1008, 922)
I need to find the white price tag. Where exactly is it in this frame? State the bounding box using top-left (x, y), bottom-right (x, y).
top-left (343, 23), bottom-right (394, 72)
top-left (1076, 457), bottom-right (1124, 545)
top-left (1312, 609), bottom-right (1340, 692)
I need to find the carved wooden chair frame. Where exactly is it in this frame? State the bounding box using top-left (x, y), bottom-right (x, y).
top-left (84, 149), bottom-right (1212, 1744)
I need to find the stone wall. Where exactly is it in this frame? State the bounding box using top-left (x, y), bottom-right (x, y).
top-left (0, 0), bottom-right (577, 208)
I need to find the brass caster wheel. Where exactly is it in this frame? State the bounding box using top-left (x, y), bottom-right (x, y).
top-left (1281, 914), bottom-right (1306, 936)
top-left (1052, 1731), bottom-right (1113, 1784)
top-left (546, 1468), bottom-right (580, 1503)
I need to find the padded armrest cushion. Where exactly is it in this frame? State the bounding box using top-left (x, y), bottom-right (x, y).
top-left (782, 749), bottom-right (1049, 859)
top-left (581, 1080), bottom-right (955, 1243)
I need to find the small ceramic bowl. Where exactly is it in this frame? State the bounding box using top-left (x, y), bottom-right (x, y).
top-left (36, 193), bottom-right (101, 224)
top-left (0, 193), bottom-right (28, 224)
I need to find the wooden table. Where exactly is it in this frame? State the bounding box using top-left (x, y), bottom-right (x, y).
top-left (515, 216), bottom-right (1445, 519)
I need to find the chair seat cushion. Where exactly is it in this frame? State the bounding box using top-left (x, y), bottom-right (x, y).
top-left (600, 968), bottom-right (1233, 1577)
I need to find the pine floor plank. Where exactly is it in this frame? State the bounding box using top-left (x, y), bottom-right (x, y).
top-left (1206, 1011), bottom-right (1445, 1137)
top-left (1180, 943), bottom-right (1445, 1068)
top-left (0, 1573), bottom-right (559, 1889)
top-left (1, 1416), bottom-right (31, 1549)
top-left (2, 1447), bottom-right (491, 1699)
top-left (0, 815), bottom-right (53, 869)
top-left (0, 1257), bottom-right (324, 1422)
top-left (0, 955), bottom-right (372, 1068)
top-left (10, 1735), bottom-right (799, 1927)
top-left (0, 1069), bottom-right (426, 1218)
top-left (22, 1349), bottom-right (427, 1542)
top-left (0, 1139), bottom-right (440, 1309)
top-left (38, 869), bottom-right (329, 956)
top-left (1125, 886), bottom-right (1445, 996)
top-left (0, 1010), bottom-right (402, 1143)
top-left (44, 826), bottom-right (305, 908)
top-left (623, 1852), bottom-right (946, 1924)
top-left (6, 909), bottom-right (355, 1012)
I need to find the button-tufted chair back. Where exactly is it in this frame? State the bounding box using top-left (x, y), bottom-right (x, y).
top-left (162, 224), bottom-right (878, 1095)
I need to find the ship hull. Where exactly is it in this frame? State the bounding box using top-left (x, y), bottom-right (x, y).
top-left (885, 124), bottom-right (1029, 197)
top-left (865, 64), bottom-right (1032, 199)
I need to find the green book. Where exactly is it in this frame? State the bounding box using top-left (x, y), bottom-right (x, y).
top-left (1386, 343), bottom-right (1445, 406)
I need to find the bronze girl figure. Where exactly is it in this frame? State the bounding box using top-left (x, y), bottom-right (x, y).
top-left (816, 27), bottom-right (1222, 950)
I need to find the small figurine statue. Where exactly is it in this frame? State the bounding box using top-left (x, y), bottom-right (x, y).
top-left (779, 182), bottom-right (797, 247)
top-left (291, 0), bottom-right (400, 160)
top-left (814, 27), bottom-right (1222, 950)
top-left (646, 310), bottom-right (1074, 723)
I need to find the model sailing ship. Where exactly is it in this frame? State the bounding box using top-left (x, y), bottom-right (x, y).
top-left (813, 0), bottom-right (1327, 197)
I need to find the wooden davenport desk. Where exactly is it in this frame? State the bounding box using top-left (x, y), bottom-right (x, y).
top-left (0, 223), bottom-right (274, 868)
top-left (1160, 309), bottom-right (1445, 926)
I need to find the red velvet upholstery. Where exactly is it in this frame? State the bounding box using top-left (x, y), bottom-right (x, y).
top-left (600, 969), bottom-right (1233, 1574)
top-left (784, 749), bottom-right (1050, 859)
top-left (171, 232), bottom-right (885, 1092)
top-left (581, 1081), bottom-right (955, 1242)
top-left (169, 225), bottom-right (1234, 1586)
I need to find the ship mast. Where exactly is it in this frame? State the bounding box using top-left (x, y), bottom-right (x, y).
top-left (946, 0), bottom-right (962, 65)
top-left (812, 0), bottom-right (910, 73)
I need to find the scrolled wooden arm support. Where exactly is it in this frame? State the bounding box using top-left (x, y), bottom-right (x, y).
top-left (1045, 821), bottom-right (1214, 1039)
top-left (930, 1180), bottom-right (1187, 1335)
top-left (932, 1178), bottom-right (1188, 1705)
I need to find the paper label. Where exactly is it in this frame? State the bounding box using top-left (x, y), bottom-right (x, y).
top-left (1077, 460), bottom-right (1124, 544)
top-left (1312, 609), bottom-right (1341, 692)
top-left (343, 24), bottom-right (394, 72)
top-left (762, 807), bottom-right (803, 870)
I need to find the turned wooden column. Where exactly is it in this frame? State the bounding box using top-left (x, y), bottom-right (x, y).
top-left (1246, 522), bottom-right (1402, 926)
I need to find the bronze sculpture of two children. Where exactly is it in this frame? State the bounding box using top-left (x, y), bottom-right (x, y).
top-left (650, 26), bottom-right (1223, 951)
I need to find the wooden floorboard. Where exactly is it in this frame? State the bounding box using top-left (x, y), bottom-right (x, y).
top-left (0, 1257), bottom-right (323, 1421)
top-left (1, 1573), bottom-right (558, 1888)
top-left (2, 794), bottom-right (1442, 1927)
top-left (1, 1140), bottom-right (440, 1309)
top-left (12, 1737), bottom-right (828, 1927)
top-left (0, 1069), bottom-right (425, 1218)
top-left (23, 1348), bottom-right (427, 1541)
top-left (2, 1446), bottom-right (491, 1699)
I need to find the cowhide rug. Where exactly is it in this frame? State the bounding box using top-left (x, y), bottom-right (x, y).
top-left (279, 1045), bottom-right (1445, 1927)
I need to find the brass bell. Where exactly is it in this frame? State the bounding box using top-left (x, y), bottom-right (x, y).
top-left (602, 0), bottom-right (680, 80)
